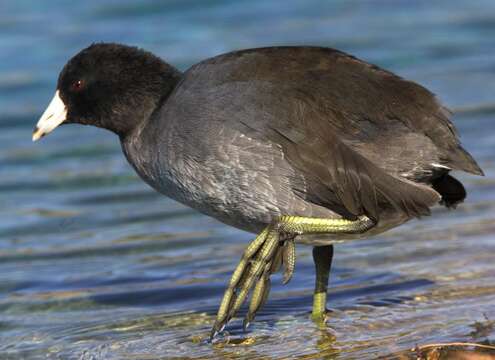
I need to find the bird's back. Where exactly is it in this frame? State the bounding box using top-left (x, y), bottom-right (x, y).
top-left (124, 46), bottom-right (482, 236)
top-left (182, 46), bottom-right (482, 179)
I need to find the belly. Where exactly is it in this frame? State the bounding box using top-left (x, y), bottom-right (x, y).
top-left (122, 132), bottom-right (412, 241)
top-left (155, 159), bottom-right (289, 233)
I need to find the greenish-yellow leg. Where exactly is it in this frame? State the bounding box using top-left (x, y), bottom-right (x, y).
top-left (311, 245), bottom-right (333, 323)
top-left (210, 215), bottom-right (374, 340)
top-left (278, 215), bottom-right (374, 235)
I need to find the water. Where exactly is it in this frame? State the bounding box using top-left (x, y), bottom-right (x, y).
top-left (1, 0), bottom-right (495, 358)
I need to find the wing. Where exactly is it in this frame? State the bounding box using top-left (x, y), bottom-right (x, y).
top-left (178, 46), bottom-right (483, 220)
top-left (238, 93), bottom-right (441, 221)
top-left (188, 46), bottom-right (483, 179)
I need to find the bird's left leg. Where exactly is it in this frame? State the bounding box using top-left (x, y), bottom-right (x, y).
top-left (210, 215), bottom-right (375, 339)
top-left (311, 245), bottom-right (333, 323)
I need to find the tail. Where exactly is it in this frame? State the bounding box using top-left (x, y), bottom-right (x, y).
top-left (431, 174), bottom-right (467, 208)
top-left (446, 145), bottom-right (484, 176)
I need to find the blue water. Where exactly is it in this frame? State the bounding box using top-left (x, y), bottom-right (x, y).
top-left (1, 0), bottom-right (495, 358)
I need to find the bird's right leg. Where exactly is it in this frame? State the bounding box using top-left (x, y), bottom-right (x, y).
top-left (210, 214), bottom-right (375, 340)
top-left (210, 226), bottom-right (281, 339)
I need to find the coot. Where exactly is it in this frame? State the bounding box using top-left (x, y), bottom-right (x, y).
top-left (33, 43), bottom-right (483, 338)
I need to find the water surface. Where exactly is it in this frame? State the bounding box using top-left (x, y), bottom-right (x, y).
top-left (1, 1), bottom-right (495, 358)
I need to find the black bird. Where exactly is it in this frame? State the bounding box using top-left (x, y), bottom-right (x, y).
top-left (33, 43), bottom-right (483, 338)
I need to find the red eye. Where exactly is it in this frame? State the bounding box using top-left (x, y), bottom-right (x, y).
top-left (71, 80), bottom-right (84, 91)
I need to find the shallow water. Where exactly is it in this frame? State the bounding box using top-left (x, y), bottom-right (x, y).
top-left (1, 0), bottom-right (495, 359)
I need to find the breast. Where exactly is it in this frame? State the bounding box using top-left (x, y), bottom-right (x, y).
top-left (120, 119), bottom-right (280, 233)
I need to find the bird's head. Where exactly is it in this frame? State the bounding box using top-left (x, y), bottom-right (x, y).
top-left (33, 43), bottom-right (181, 141)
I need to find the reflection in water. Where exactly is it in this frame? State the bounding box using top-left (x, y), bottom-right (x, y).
top-left (1, 0), bottom-right (495, 358)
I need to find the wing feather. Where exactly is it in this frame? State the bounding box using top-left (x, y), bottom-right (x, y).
top-left (269, 123), bottom-right (440, 221)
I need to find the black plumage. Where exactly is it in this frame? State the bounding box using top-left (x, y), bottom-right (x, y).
top-left (33, 43), bottom-right (484, 334)
top-left (144, 45), bottom-right (481, 234)
top-left (34, 43), bottom-right (484, 234)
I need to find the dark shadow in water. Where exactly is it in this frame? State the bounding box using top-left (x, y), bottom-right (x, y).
top-left (0, 174), bottom-right (136, 193)
top-left (0, 235), bottom-right (207, 263)
top-left (89, 277), bottom-right (434, 319)
top-left (90, 283), bottom-right (226, 307)
top-left (0, 208), bottom-right (196, 239)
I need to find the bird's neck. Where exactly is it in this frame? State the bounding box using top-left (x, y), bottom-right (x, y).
top-left (117, 63), bottom-right (182, 140)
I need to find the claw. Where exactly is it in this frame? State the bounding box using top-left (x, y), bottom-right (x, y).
top-left (209, 322), bottom-right (225, 341)
top-left (282, 239), bottom-right (296, 284)
top-left (227, 231), bottom-right (279, 319)
top-left (211, 227), bottom-right (271, 336)
top-left (211, 227), bottom-right (296, 338)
